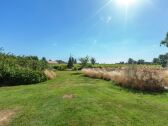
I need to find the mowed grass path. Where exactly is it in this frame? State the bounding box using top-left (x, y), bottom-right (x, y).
top-left (0, 71), bottom-right (168, 126)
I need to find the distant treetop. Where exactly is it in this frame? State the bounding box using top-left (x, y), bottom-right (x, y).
top-left (161, 32), bottom-right (168, 47)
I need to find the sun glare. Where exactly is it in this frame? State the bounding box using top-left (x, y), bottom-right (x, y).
top-left (115, 0), bottom-right (137, 25)
top-left (117, 0), bottom-right (136, 7)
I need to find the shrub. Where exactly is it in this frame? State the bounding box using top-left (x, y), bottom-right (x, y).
top-left (90, 57), bottom-right (96, 65)
top-left (53, 64), bottom-right (67, 71)
top-left (79, 56), bottom-right (89, 68)
top-left (72, 65), bottom-right (82, 71)
top-left (0, 66), bottom-right (47, 86)
top-left (0, 52), bottom-right (49, 86)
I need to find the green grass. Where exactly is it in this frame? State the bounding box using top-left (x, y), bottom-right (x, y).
top-left (0, 71), bottom-right (168, 126)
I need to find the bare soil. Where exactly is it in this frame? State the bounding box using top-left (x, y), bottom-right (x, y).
top-left (0, 109), bottom-right (16, 126)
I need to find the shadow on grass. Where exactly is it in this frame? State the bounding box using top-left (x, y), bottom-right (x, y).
top-left (71, 72), bottom-right (82, 75)
top-left (0, 83), bottom-right (38, 88)
top-left (114, 84), bottom-right (168, 95)
top-left (0, 80), bottom-right (48, 88)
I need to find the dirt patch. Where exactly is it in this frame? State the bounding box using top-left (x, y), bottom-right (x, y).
top-left (0, 109), bottom-right (16, 126)
top-left (63, 94), bottom-right (75, 100)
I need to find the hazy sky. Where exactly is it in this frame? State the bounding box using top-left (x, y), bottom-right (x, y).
top-left (0, 0), bottom-right (168, 63)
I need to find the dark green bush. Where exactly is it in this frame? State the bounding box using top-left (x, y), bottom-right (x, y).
top-left (72, 66), bottom-right (82, 71)
top-left (0, 66), bottom-right (47, 85)
top-left (0, 52), bottom-right (48, 86)
top-left (53, 64), bottom-right (67, 71)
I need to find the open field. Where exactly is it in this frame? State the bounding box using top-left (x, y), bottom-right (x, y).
top-left (50, 63), bottom-right (161, 71)
top-left (0, 71), bottom-right (168, 126)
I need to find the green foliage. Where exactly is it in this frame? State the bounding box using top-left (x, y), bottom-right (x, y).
top-left (53, 64), bottom-right (67, 71)
top-left (56, 60), bottom-right (66, 64)
top-left (119, 61), bottom-right (125, 64)
top-left (153, 58), bottom-right (160, 64)
top-left (67, 56), bottom-right (76, 69)
top-left (137, 59), bottom-right (145, 64)
top-left (1, 71), bottom-right (168, 126)
top-left (157, 32), bottom-right (168, 67)
top-left (79, 56), bottom-right (89, 68)
top-left (0, 52), bottom-right (48, 86)
top-left (0, 66), bottom-right (47, 85)
top-left (128, 58), bottom-right (136, 64)
top-left (74, 59), bottom-right (77, 64)
top-left (127, 58), bottom-right (151, 65)
top-left (152, 54), bottom-right (168, 68)
top-left (72, 65), bottom-right (82, 71)
top-left (92, 64), bottom-right (126, 69)
top-left (90, 57), bottom-right (96, 65)
top-left (160, 32), bottom-right (168, 47)
top-left (159, 53), bottom-right (168, 67)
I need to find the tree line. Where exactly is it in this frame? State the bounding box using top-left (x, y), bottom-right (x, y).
top-left (67, 56), bottom-right (96, 69)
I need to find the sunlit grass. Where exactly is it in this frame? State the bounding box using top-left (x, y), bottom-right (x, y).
top-left (0, 71), bottom-right (168, 126)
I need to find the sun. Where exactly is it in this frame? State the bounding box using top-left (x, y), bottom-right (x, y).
top-left (115, 0), bottom-right (137, 25)
top-left (116, 0), bottom-right (136, 7)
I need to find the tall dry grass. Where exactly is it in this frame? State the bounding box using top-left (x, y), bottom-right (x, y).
top-left (44, 69), bottom-right (56, 79)
top-left (82, 66), bottom-right (168, 91)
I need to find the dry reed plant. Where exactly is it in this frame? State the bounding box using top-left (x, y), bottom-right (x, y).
top-left (82, 66), bottom-right (168, 91)
top-left (44, 69), bottom-right (56, 79)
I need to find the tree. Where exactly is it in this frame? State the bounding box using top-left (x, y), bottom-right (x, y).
top-left (74, 59), bottom-right (77, 64)
top-left (119, 61), bottom-right (125, 64)
top-left (26, 56), bottom-right (39, 60)
top-left (137, 59), bottom-right (145, 65)
top-left (159, 53), bottom-right (168, 67)
top-left (128, 58), bottom-right (135, 64)
top-left (56, 60), bottom-right (66, 64)
top-left (153, 58), bottom-right (160, 64)
top-left (41, 57), bottom-right (48, 69)
top-left (159, 33), bottom-right (168, 67)
top-left (79, 56), bottom-right (89, 67)
top-left (42, 57), bottom-right (47, 62)
top-left (67, 56), bottom-right (74, 69)
top-left (161, 32), bottom-right (168, 47)
top-left (90, 57), bottom-right (96, 65)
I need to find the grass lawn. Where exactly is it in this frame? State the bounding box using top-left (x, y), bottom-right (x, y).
top-left (0, 71), bottom-right (168, 126)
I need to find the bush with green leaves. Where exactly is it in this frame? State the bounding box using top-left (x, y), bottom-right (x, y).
top-left (90, 57), bottom-right (96, 65)
top-left (0, 51), bottom-right (48, 86)
top-left (53, 64), bottom-right (67, 71)
top-left (0, 66), bottom-right (47, 85)
top-left (79, 56), bottom-right (89, 68)
top-left (72, 64), bottom-right (82, 71)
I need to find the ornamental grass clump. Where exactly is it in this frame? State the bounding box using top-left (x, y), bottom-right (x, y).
top-left (122, 66), bottom-right (166, 91)
top-left (82, 66), bottom-right (168, 91)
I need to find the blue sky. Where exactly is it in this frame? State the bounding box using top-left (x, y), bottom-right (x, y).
top-left (0, 0), bottom-right (168, 63)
